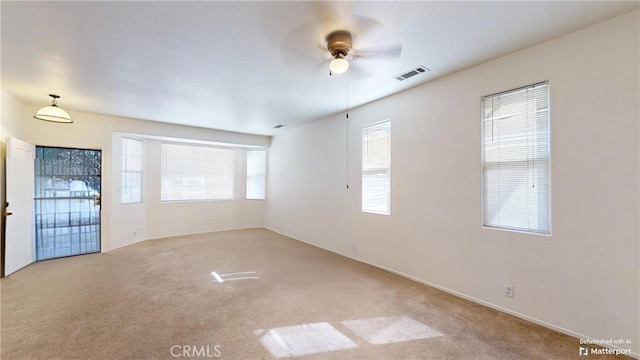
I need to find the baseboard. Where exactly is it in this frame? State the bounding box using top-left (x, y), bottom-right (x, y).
top-left (106, 226), bottom-right (266, 252)
top-left (144, 226), bottom-right (265, 242)
top-left (266, 227), bottom-right (640, 359)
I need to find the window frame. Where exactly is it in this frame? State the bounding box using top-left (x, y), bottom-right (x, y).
top-left (481, 81), bottom-right (551, 235)
top-left (246, 149), bottom-right (266, 200)
top-left (362, 119), bottom-right (391, 215)
top-left (160, 142), bottom-right (237, 202)
top-left (121, 137), bottom-right (143, 205)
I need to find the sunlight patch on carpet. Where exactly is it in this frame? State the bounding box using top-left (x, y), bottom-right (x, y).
top-left (341, 315), bottom-right (443, 345)
top-left (258, 322), bottom-right (358, 358)
top-left (210, 271), bottom-right (259, 283)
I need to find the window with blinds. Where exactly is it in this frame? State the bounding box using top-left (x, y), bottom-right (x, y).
top-left (246, 150), bottom-right (266, 200)
top-left (482, 82), bottom-right (550, 234)
top-left (121, 137), bottom-right (143, 204)
top-left (161, 143), bottom-right (235, 201)
top-left (362, 120), bottom-right (391, 215)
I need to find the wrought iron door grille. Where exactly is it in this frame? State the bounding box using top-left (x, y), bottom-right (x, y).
top-left (35, 147), bottom-right (101, 260)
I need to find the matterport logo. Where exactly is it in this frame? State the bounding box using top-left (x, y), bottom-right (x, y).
top-left (170, 345), bottom-right (222, 358)
top-left (579, 338), bottom-right (633, 356)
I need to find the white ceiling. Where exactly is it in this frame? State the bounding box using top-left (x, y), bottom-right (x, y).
top-left (2, 1), bottom-right (637, 136)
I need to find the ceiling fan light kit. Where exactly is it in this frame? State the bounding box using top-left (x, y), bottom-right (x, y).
top-left (329, 57), bottom-right (349, 74)
top-left (34, 94), bottom-right (73, 123)
top-left (327, 30), bottom-right (352, 75)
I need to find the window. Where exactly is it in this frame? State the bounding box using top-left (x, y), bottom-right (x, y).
top-left (246, 150), bottom-right (266, 200)
top-left (362, 120), bottom-right (391, 215)
top-left (482, 82), bottom-right (550, 234)
top-left (121, 137), bottom-right (142, 204)
top-left (161, 143), bottom-right (235, 201)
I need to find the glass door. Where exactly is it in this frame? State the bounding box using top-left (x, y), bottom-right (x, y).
top-left (34, 147), bottom-right (101, 260)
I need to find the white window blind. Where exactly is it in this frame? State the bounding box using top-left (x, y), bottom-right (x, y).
top-left (482, 82), bottom-right (550, 234)
top-left (161, 143), bottom-right (235, 201)
top-left (121, 137), bottom-right (142, 204)
top-left (362, 120), bottom-right (391, 215)
top-left (246, 150), bottom-right (266, 200)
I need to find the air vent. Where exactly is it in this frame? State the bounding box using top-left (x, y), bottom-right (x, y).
top-left (394, 65), bottom-right (430, 81)
top-left (273, 124), bottom-right (285, 129)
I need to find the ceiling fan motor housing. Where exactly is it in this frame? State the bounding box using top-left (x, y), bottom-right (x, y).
top-left (327, 30), bottom-right (352, 58)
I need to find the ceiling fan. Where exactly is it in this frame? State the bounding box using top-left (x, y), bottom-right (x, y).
top-left (280, 13), bottom-right (402, 77)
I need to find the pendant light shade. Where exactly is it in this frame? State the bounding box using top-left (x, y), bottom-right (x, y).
top-left (34, 94), bottom-right (72, 123)
top-left (329, 57), bottom-right (349, 75)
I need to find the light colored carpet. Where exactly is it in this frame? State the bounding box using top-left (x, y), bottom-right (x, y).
top-left (0, 229), bottom-right (628, 359)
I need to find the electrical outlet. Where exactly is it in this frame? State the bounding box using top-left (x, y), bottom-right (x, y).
top-left (350, 244), bottom-right (358, 254)
top-left (504, 284), bottom-right (514, 298)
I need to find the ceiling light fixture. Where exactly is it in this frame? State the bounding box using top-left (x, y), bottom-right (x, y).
top-left (329, 56), bottom-right (349, 75)
top-left (327, 31), bottom-right (352, 75)
top-left (34, 94), bottom-right (73, 123)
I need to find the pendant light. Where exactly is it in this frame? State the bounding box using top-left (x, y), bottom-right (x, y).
top-left (34, 94), bottom-right (73, 123)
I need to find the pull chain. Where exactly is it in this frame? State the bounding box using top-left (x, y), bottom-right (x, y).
top-left (346, 72), bottom-right (350, 189)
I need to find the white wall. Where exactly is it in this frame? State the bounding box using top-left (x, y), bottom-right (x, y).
top-left (266, 11), bottom-right (639, 355)
top-left (1, 90), bottom-right (27, 140)
top-left (4, 105), bottom-right (269, 252)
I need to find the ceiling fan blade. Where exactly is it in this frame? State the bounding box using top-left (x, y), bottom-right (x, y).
top-left (355, 42), bottom-right (402, 60)
top-left (350, 15), bottom-right (401, 62)
top-left (280, 21), bottom-right (331, 72)
top-left (310, 2), bottom-right (346, 31)
top-left (316, 60), bottom-right (330, 74)
top-left (348, 63), bottom-right (374, 79)
top-left (310, 2), bottom-right (381, 37)
top-left (351, 17), bottom-right (383, 40)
